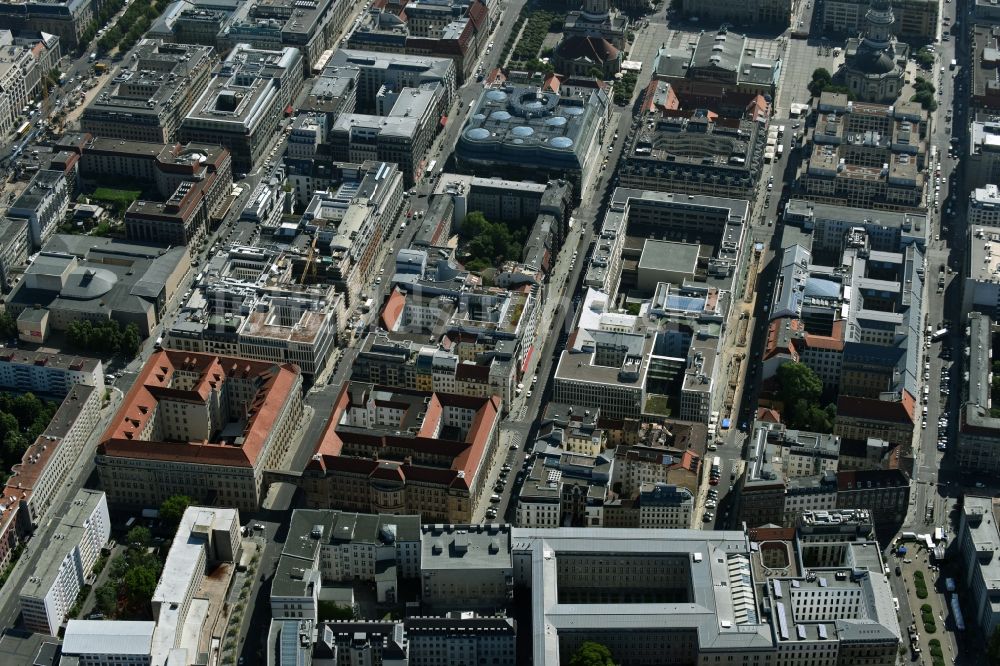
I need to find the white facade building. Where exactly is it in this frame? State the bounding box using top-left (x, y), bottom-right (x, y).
top-left (19, 490), bottom-right (110, 636)
top-left (0, 350), bottom-right (103, 395)
top-left (62, 621), bottom-right (155, 666)
top-left (7, 169), bottom-right (69, 249)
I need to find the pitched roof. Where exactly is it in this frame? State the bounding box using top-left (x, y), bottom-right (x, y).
top-left (837, 394), bottom-right (915, 424)
top-left (100, 350), bottom-right (300, 468)
top-left (556, 35), bottom-right (619, 63)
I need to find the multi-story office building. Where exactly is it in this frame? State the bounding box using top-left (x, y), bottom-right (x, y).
top-left (0, 216), bottom-right (28, 285)
top-left (965, 220), bottom-right (1000, 316)
top-left (795, 508), bottom-right (875, 545)
top-left (420, 523), bottom-right (512, 612)
top-left (96, 350), bottom-right (303, 512)
top-left (147, 0), bottom-right (237, 49)
top-left (456, 85), bottom-right (608, 197)
top-left (783, 198), bottom-right (928, 258)
top-left (61, 505), bottom-right (240, 665)
top-left (0, 42), bottom-right (37, 137)
top-left (151, 506), bottom-right (239, 638)
top-left (969, 185), bottom-right (1000, 228)
top-left (327, 49), bottom-right (455, 114)
top-left (679, 0), bottom-right (793, 27)
top-left (819, 0), bottom-right (938, 41)
top-left (0, 0), bottom-right (95, 47)
top-left (653, 30), bottom-right (780, 109)
top-left (798, 93), bottom-right (928, 211)
top-left (11, 30), bottom-right (61, 76)
top-left (345, 0), bottom-right (492, 83)
top-left (4, 237), bottom-right (190, 337)
top-left (512, 527), bottom-right (900, 665)
top-left (165, 246), bottom-right (342, 375)
top-left (432, 173), bottom-right (570, 229)
top-left (956, 313), bottom-right (1000, 471)
top-left (742, 422), bottom-right (911, 527)
top-left (583, 187), bottom-right (750, 297)
top-left (180, 44), bottom-right (304, 170)
top-left (619, 108), bottom-right (768, 200)
top-left (764, 230), bottom-right (922, 451)
top-left (70, 136), bottom-right (234, 247)
top-left (958, 495), bottom-right (1000, 638)
top-left (290, 162), bottom-right (404, 313)
top-left (329, 84), bottom-right (443, 187)
top-left (299, 63), bottom-right (358, 121)
top-left (82, 40), bottom-right (216, 144)
top-left (555, 188), bottom-right (748, 422)
top-left (61, 622), bottom-right (156, 666)
top-left (604, 481), bottom-right (696, 529)
top-left (971, 24), bottom-right (1000, 113)
top-left (7, 169), bottom-right (68, 249)
top-left (3, 383), bottom-right (101, 529)
top-left (222, 0), bottom-right (352, 72)
top-left (271, 510), bottom-right (422, 619)
top-left (280, 614), bottom-right (516, 666)
top-left (515, 450), bottom-right (613, 528)
top-left (966, 120), bottom-right (1000, 188)
top-left (551, 292), bottom-right (652, 420)
top-left (295, 382), bottom-right (502, 524)
top-left (19, 489), bottom-right (110, 636)
top-left (0, 350), bottom-right (102, 395)
top-left (552, 286), bottom-right (728, 423)
top-left (352, 331), bottom-right (518, 407)
top-left (405, 616), bottom-right (516, 666)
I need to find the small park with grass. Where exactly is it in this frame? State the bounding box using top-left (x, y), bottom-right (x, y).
top-left (90, 187), bottom-right (142, 210)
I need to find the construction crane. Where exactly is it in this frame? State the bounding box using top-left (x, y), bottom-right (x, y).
top-left (300, 233), bottom-right (319, 284)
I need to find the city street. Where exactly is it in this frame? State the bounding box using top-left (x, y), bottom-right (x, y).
top-left (0, 388), bottom-right (123, 647)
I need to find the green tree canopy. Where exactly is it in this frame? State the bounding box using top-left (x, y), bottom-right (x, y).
top-left (127, 526), bottom-right (151, 549)
top-left (122, 566), bottom-right (158, 608)
top-left (122, 324), bottom-right (141, 358)
top-left (915, 48), bottom-right (935, 69)
top-left (159, 495), bottom-right (193, 528)
top-left (568, 641), bottom-right (617, 666)
top-left (776, 362), bottom-right (822, 405)
top-left (95, 582), bottom-right (118, 616)
top-left (0, 312), bottom-right (16, 340)
top-left (460, 211), bottom-right (527, 270)
top-left (777, 363), bottom-right (835, 433)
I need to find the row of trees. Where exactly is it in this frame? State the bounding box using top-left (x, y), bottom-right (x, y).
top-left (911, 77), bottom-right (938, 111)
top-left (614, 72), bottom-right (639, 106)
top-left (75, 0), bottom-right (126, 54)
top-left (66, 319), bottom-right (142, 357)
top-left (915, 47), bottom-right (935, 70)
top-left (96, 0), bottom-right (172, 56)
top-left (0, 393), bottom-right (60, 483)
top-left (776, 363), bottom-right (836, 433)
top-left (510, 11), bottom-right (559, 63)
top-left (459, 211), bottom-right (528, 273)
